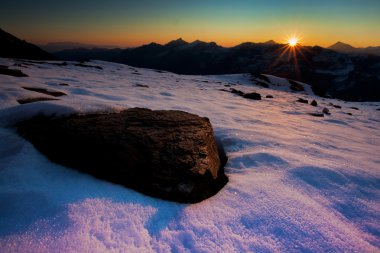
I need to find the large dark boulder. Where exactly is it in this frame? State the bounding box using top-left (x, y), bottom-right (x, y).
top-left (17, 108), bottom-right (228, 203)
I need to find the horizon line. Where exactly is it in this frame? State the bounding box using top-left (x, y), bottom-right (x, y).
top-left (35, 38), bottom-right (379, 50)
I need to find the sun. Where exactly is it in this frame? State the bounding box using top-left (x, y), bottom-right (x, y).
top-left (288, 37), bottom-right (299, 47)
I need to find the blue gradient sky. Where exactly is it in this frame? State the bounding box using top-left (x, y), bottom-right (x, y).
top-left (1, 0), bottom-right (379, 47)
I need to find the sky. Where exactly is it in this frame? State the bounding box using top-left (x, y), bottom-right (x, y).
top-left (1, 0), bottom-right (379, 48)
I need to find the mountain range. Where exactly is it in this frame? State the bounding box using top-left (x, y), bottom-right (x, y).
top-left (328, 42), bottom-right (380, 56)
top-left (49, 40), bottom-right (380, 57)
top-left (0, 28), bottom-right (379, 101)
top-left (54, 38), bottom-right (380, 101)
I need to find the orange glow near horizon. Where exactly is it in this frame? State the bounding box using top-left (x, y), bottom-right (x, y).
top-left (2, 0), bottom-right (379, 49)
top-left (14, 25), bottom-right (378, 49)
top-left (15, 25), bottom-right (378, 49)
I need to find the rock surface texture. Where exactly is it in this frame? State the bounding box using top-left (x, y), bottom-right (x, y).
top-left (17, 108), bottom-right (228, 203)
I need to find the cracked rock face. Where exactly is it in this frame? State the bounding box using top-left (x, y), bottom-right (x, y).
top-left (17, 108), bottom-right (228, 203)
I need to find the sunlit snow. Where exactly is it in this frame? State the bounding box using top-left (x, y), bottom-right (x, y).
top-left (0, 58), bottom-right (379, 252)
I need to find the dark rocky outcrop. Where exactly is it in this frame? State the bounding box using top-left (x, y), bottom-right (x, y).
top-left (229, 88), bottom-right (262, 100)
top-left (243, 92), bottom-right (262, 100)
top-left (0, 66), bottom-right (28, 77)
top-left (16, 108), bottom-right (228, 203)
top-left (17, 97), bottom-right (59, 104)
top-left (310, 100), bottom-right (318, 106)
top-left (333, 104), bottom-right (342, 109)
top-left (252, 74), bottom-right (270, 87)
top-left (134, 84), bottom-right (149, 88)
top-left (308, 112), bottom-right (324, 117)
top-left (289, 80), bottom-right (305, 92)
top-left (230, 88), bottom-right (244, 96)
top-left (22, 87), bottom-right (67, 97)
top-left (252, 73), bottom-right (270, 83)
top-left (266, 95), bottom-right (274, 98)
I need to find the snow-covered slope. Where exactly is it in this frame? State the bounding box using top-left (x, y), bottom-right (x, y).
top-left (0, 58), bottom-right (379, 252)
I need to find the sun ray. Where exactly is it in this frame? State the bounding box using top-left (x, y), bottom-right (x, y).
top-left (267, 32), bottom-right (306, 78)
top-left (267, 45), bottom-right (291, 72)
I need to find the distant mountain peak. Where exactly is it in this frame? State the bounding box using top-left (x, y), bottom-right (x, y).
top-left (263, 40), bottom-right (277, 45)
top-left (335, 41), bottom-right (352, 46)
top-left (174, 38), bottom-right (186, 43)
top-left (165, 38), bottom-right (188, 47)
top-left (190, 39), bottom-right (203, 45)
top-left (146, 42), bottom-right (161, 47)
top-left (188, 40), bottom-right (219, 47)
top-left (327, 41), bottom-right (380, 56)
top-left (328, 41), bottom-right (355, 51)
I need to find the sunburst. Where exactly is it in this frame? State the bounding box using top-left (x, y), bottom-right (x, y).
top-left (267, 32), bottom-right (307, 80)
top-left (288, 37), bottom-right (299, 47)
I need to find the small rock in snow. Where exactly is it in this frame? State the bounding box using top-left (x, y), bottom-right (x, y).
top-left (297, 98), bottom-right (308, 104)
top-left (310, 100), bottom-right (318, 106)
top-left (243, 92), bottom-right (262, 100)
top-left (322, 107), bottom-right (331, 115)
top-left (308, 112), bottom-right (324, 117)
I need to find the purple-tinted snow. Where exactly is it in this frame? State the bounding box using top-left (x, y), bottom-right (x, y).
top-left (0, 58), bottom-right (379, 252)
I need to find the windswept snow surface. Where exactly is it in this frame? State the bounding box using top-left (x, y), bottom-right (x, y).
top-left (0, 58), bottom-right (380, 253)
